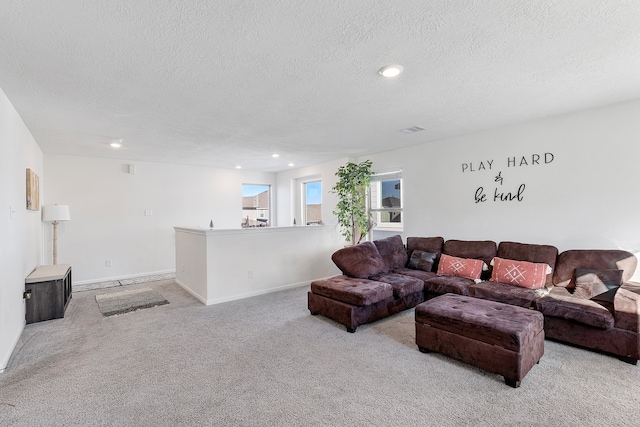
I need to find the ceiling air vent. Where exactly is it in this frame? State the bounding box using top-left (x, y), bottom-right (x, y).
top-left (398, 126), bottom-right (425, 134)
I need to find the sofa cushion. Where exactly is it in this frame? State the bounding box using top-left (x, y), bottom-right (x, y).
top-left (497, 241), bottom-right (558, 288)
top-left (424, 275), bottom-right (476, 296)
top-left (437, 254), bottom-right (484, 280)
top-left (407, 250), bottom-right (438, 271)
top-left (370, 272), bottom-right (424, 299)
top-left (490, 257), bottom-right (549, 290)
top-left (535, 287), bottom-right (615, 329)
top-left (406, 236), bottom-right (444, 255)
top-left (392, 268), bottom-right (437, 282)
top-left (310, 275), bottom-right (393, 306)
top-left (573, 268), bottom-right (623, 301)
top-left (469, 280), bottom-right (545, 308)
top-left (331, 242), bottom-right (389, 279)
top-left (553, 249), bottom-right (637, 288)
top-left (373, 235), bottom-right (408, 270)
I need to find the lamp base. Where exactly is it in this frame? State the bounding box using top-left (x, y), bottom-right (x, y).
top-left (52, 220), bottom-right (59, 265)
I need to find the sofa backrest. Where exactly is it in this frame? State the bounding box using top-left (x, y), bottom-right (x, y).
top-left (497, 241), bottom-right (559, 287)
top-left (331, 241), bottom-right (389, 279)
top-left (406, 236), bottom-right (444, 255)
top-left (553, 249), bottom-right (637, 288)
top-left (443, 239), bottom-right (497, 266)
top-left (406, 236), bottom-right (445, 271)
top-left (373, 235), bottom-right (408, 270)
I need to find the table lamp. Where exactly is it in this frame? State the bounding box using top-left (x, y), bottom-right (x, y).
top-left (42, 204), bottom-right (71, 265)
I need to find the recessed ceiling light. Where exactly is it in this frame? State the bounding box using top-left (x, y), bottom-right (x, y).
top-left (110, 138), bottom-right (123, 148)
top-left (288, 163), bottom-right (294, 167)
top-left (271, 153), bottom-right (280, 158)
top-left (235, 165), bottom-right (242, 169)
top-left (378, 64), bottom-right (404, 78)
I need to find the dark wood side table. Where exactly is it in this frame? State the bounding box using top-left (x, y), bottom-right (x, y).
top-left (25, 264), bottom-right (72, 324)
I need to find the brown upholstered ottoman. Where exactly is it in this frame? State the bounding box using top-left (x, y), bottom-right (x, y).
top-left (415, 293), bottom-right (544, 387)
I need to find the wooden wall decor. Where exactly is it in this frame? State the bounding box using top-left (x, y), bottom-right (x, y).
top-left (26, 168), bottom-right (40, 211)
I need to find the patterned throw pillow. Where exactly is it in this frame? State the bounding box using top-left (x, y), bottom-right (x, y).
top-left (437, 254), bottom-right (484, 280)
top-left (573, 268), bottom-right (623, 301)
top-left (490, 257), bottom-right (550, 290)
top-left (407, 250), bottom-right (438, 271)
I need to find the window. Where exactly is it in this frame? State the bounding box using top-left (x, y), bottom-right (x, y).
top-left (242, 184), bottom-right (270, 227)
top-left (303, 180), bottom-right (322, 225)
top-left (369, 171), bottom-right (402, 229)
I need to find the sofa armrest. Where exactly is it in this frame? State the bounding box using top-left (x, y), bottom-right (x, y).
top-left (614, 281), bottom-right (640, 332)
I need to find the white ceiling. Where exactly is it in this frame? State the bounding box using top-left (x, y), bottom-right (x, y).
top-left (1, 1), bottom-right (639, 172)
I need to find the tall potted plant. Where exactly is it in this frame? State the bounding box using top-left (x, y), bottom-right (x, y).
top-left (331, 160), bottom-right (374, 245)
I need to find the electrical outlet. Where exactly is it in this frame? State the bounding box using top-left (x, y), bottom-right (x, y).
top-left (144, 210), bottom-right (153, 216)
top-left (181, 264), bottom-right (185, 272)
top-left (248, 270), bottom-right (254, 279)
top-left (105, 259), bottom-right (112, 267)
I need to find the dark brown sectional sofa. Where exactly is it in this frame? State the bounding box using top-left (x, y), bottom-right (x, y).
top-left (308, 235), bottom-right (640, 364)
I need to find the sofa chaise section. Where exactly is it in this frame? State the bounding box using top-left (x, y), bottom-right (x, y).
top-left (308, 276), bottom-right (396, 333)
top-left (308, 240), bottom-right (425, 332)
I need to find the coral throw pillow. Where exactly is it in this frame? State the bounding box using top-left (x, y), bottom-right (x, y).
top-left (490, 257), bottom-right (549, 290)
top-left (437, 254), bottom-right (484, 280)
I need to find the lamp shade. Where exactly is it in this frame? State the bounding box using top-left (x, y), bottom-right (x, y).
top-left (42, 204), bottom-right (71, 222)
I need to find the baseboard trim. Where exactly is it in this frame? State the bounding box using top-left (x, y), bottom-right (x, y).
top-left (0, 320), bottom-right (25, 373)
top-left (74, 271), bottom-right (176, 292)
top-left (203, 280), bottom-right (312, 306)
top-left (175, 279), bottom-right (207, 305)
top-left (73, 269), bottom-right (176, 286)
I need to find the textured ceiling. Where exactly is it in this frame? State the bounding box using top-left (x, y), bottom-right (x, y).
top-left (1, 1), bottom-right (639, 172)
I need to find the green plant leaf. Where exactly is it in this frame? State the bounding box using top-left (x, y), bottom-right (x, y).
top-left (330, 160), bottom-right (373, 245)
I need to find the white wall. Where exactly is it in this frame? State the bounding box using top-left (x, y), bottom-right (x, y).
top-left (275, 157), bottom-right (350, 239)
top-left (0, 88), bottom-right (43, 372)
top-left (44, 155), bottom-right (276, 284)
top-left (363, 99), bottom-right (640, 279)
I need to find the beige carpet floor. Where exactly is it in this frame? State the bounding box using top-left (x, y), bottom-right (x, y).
top-left (1, 280), bottom-right (639, 426)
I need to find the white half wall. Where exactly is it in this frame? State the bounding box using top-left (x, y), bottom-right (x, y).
top-left (0, 88), bottom-right (43, 372)
top-left (363, 99), bottom-right (640, 280)
top-left (175, 226), bottom-right (343, 305)
top-left (43, 155), bottom-right (276, 284)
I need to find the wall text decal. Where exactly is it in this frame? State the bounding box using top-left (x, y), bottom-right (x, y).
top-left (461, 153), bottom-right (554, 173)
top-left (462, 153), bottom-right (555, 204)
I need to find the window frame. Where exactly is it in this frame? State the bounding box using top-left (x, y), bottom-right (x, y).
top-left (301, 179), bottom-right (323, 226)
top-left (241, 183), bottom-right (271, 228)
top-left (368, 171), bottom-right (403, 232)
